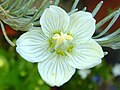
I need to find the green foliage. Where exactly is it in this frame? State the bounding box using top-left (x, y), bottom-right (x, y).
top-left (0, 47), bottom-right (50, 90)
top-left (61, 60), bottom-right (115, 90)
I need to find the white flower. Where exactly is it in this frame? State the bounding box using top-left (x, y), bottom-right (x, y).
top-left (16, 5), bottom-right (104, 86)
top-left (112, 63), bottom-right (120, 77)
top-left (78, 69), bottom-right (91, 79)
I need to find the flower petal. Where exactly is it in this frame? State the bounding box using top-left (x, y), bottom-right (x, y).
top-left (69, 11), bottom-right (96, 43)
top-left (38, 55), bottom-right (75, 86)
top-left (16, 28), bottom-right (51, 63)
top-left (40, 5), bottom-right (70, 37)
top-left (67, 39), bottom-right (104, 69)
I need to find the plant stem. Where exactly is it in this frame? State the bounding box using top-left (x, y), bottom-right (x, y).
top-left (51, 87), bottom-right (59, 90)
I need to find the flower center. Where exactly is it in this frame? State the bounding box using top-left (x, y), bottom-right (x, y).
top-left (51, 32), bottom-right (74, 55)
top-left (52, 32), bottom-right (73, 45)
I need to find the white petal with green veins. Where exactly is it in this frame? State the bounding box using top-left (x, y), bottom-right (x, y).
top-left (69, 11), bottom-right (96, 43)
top-left (38, 55), bottom-right (75, 86)
top-left (40, 5), bottom-right (70, 37)
top-left (16, 29), bottom-right (51, 63)
top-left (67, 39), bottom-right (104, 69)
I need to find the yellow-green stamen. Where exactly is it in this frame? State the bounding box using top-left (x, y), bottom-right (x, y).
top-left (52, 32), bottom-right (73, 45)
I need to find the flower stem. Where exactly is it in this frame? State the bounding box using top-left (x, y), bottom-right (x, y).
top-left (54, 0), bottom-right (60, 5)
top-left (71, 0), bottom-right (79, 10)
top-left (82, 7), bottom-right (87, 11)
top-left (25, 0), bottom-right (50, 25)
top-left (92, 1), bottom-right (103, 17)
top-left (95, 10), bottom-right (119, 30)
top-left (51, 87), bottom-right (59, 90)
top-left (0, 21), bottom-right (15, 46)
top-left (94, 9), bottom-right (120, 38)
